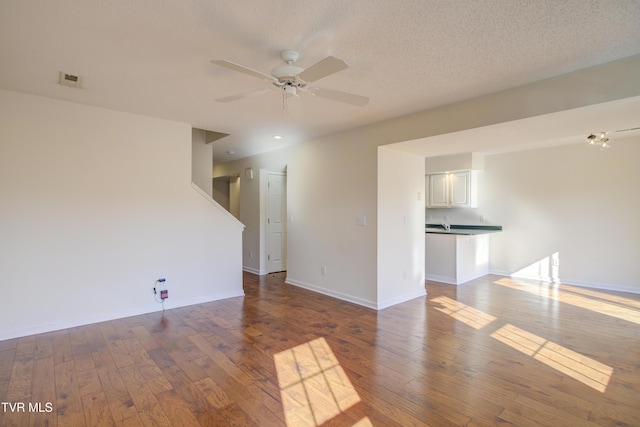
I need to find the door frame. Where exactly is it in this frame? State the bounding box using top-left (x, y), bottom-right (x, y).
top-left (260, 169), bottom-right (287, 274)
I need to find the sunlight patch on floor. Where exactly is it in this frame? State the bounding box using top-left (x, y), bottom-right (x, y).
top-left (495, 277), bottom-right (640, 325)
top-left (274, 337), bottom-right (364, 426)
top-left (431, 296), bottom-right (497, 329)
top-left (431, 293), bottom-right (614, 393)
top-left (561, 283), bottom-right (640, 310)
top-left (491, 324), bottom-right (613, 392)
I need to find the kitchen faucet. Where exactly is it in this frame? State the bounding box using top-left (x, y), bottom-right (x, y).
top-left (442, 223), bottom-right (451, 232)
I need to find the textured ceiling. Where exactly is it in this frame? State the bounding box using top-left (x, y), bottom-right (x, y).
top-left (1, 0), bottom-right (640, 162)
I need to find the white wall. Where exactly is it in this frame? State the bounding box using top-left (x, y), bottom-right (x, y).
top-left (215, 134), bottom-right (380, 306)
top-left (229, 176), bottom-right (240, 219)
top-left (482, 137), bottom-right (640, 292)
top-left (284, 133), bottom-right (379, 306)
top-left (0, 90), bottom-right (244, 340)
top-left (212, 177), bottom-right (231, 211)
top-left (213, 56), bottom-right (640, 309)
top-left (425, 152), bottom-right (484, 173)
top-left (215, 150), bottom-right (291, 275)
top-left (191, 128), bottom-right (213, 196)
top-left (377, 147), bottom-right (426, 308)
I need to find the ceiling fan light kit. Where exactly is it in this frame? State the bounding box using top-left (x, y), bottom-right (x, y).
top-left (210, 50), bottom-right (369, 109)
top-left (283, 84), bottom-right (297, 98)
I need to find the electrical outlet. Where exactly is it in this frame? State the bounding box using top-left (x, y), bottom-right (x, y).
top-left (322, 266), bottom-right (327, 276)
top-left (444, 215), bottom-right (449, 222)
top-left (480, 215), bottom-right (486, 223)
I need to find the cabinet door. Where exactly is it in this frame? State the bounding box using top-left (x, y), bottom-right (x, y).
top-left (449, 171), bottom-right (470, 207)
top-left (428, 173), bottom-right (449, 207)
top-left (425, 175), bottom-right (430, 206)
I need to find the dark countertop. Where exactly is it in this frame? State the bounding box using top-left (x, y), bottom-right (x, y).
top-left (425, 224), bottom-right (502, 235)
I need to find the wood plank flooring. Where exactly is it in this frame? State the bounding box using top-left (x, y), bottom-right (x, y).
top-left (1, 272), bottom-right (639, 426)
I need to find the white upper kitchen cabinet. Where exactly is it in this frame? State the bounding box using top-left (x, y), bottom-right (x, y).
top-left (426, 170), bottom-right (478, 208)
top-left (427, 173), bottom-right (449, 207)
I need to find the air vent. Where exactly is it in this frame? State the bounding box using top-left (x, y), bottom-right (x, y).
top-left (59, 72), bottom-right (83, 88)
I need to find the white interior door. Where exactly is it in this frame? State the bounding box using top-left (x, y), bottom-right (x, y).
top-left (267, 173), bottom-right (286, 273)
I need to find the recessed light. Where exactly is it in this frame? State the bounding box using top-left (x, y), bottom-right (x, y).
top-left (272, 135), bottom-right (283, 140)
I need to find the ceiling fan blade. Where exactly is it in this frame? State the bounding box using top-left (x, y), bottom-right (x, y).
top-left (211, 59), bottom-right (277, 83)
top-left (216, 88), bottom-right (273, 103)
top-left (297, 56), bottom-right (348, 83)
top-left (307, 87), bottom-right (369, 107)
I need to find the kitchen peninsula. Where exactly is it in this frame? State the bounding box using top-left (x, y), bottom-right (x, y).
top-left (425, 224), bottom-right (502, 285)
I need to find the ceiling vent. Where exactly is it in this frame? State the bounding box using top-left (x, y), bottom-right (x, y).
top-left (59, 72), bottom-right (82, 88)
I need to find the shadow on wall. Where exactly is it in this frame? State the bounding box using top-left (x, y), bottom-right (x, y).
top-left (213, 175), bottom-right (240, 219)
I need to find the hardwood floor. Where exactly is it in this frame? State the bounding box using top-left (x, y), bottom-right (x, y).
top-left (1, 272), bottom-right (639, 426)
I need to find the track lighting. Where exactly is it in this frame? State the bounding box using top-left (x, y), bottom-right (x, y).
top-left (586, 132), bottom-right (610, 149)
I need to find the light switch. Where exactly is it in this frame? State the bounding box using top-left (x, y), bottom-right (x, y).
top-left (357, 215), bottom-right (367, 226)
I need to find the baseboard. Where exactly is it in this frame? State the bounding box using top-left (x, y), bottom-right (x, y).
top-left (457, 270), bottom-right (490, 285)
top-left (377, 289), bottom-right (427, 310)
top-left (562, 279), bottom-right (640, 295)
top-left (0, 290), bottom-right (245, 342)
top-left (284, 278), bottom-right (378, 310)
top-left (284, 278), bottom-right (427, 310)
top-left (243, 266), bottom-right (267, 275)
top-left (425, 271), bottom-right (489, 286)
top-left (425, 274), bottom-right (458, 285)
top-left (174, 290), bottom-right (245, 307)
top-left (489, 270), bottom-right (640, 295)
top-left (490, 269), bottom-right (559, 283)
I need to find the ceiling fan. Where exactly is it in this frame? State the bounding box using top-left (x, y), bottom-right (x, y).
top-left (210, 50), bottom-right (369, 108)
